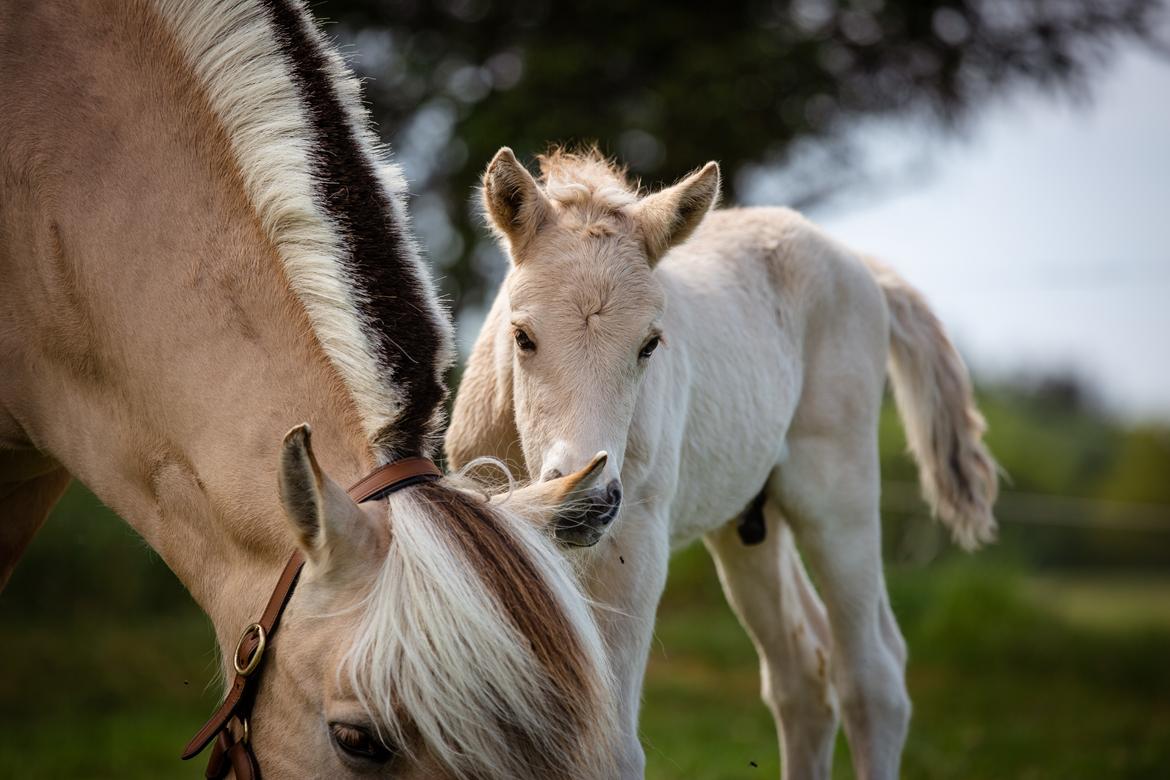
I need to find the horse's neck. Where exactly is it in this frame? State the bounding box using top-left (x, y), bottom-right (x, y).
top-left (0, 2), bottom-right (370, 635)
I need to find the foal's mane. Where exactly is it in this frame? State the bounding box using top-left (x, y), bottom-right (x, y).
top-left (537, 146), bottom-right (641, 215)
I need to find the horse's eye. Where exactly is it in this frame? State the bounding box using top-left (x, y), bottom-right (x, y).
top-left (638, 335), bottom-right (661, 360)
top-left (329, 722), bottom-right (395, 764)
top-left (514, 328), bottom-right (536, 353)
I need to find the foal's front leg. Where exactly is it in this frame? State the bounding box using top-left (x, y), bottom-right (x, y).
top-left (580, 503), bottom-right (672, 779)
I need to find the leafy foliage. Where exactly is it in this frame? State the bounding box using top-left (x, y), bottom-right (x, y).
top-left (315, 0), bottom-right (1166, 309)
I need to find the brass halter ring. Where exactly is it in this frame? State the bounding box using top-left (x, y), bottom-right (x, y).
top-left (183, 458), bottom-right (443, 778)
top-left (233, 623), bottom-right (267, 677)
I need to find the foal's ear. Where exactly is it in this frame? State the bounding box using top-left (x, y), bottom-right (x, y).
top-left (631, 161), bottom-right (720, 264)
top-left (482, 147), bottom-right (550, 253)
top-left (278, 424), bottom-right (379, 571)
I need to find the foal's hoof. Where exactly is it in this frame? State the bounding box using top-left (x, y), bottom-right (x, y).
top-left (553, 480), bottom-right (622, 547)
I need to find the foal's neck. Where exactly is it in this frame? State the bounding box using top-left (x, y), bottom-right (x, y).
top-left (0, 2), bottom-right (372, 640)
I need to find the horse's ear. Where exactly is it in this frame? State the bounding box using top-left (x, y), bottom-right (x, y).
top-left (481, 147), bottom-right (549, 255)
top-left (278, 424), bottom-right (382, 572)
top-left (631, 161), bottom-right (720, 264)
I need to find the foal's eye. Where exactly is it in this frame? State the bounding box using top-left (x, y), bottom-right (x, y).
top-left (514, 328), bottom-right (536, 353)
top-left (638, 335), bottom-right (661, 360)
top-left (329, 722), bottom-right (395, 764)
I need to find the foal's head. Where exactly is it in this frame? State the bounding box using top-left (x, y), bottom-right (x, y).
top-left (481, 147), bottom-right (719, 543)
top-left (258, 425), bottom-right (616, 778)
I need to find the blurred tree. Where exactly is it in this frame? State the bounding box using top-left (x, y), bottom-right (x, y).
top-left (316, 0), bottom-right (1166, 313)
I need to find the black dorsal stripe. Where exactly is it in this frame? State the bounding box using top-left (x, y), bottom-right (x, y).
top-left (261, 0), bottom-right (447, 457)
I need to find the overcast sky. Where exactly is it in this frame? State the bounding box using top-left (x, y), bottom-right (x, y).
top-left (811, 47), bottom-right (1170, 422)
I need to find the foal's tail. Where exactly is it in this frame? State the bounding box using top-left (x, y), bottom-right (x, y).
top-left (866, 258), bottom-right (999, 550)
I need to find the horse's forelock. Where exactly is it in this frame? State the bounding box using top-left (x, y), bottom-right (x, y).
top-left (343, 480), bottom-right (615, 779)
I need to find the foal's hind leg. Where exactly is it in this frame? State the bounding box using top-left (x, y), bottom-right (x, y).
top-left (772, 430), bottom-right (910, 780)
top-left (0, 468), bottom-right (71, 589)
top-left (704, 504), bottom-right (839, 779)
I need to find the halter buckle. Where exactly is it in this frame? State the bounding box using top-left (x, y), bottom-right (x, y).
top-left (233, 623), bottom-right (267, 677)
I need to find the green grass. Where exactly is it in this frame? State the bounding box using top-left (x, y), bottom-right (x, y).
top-left (639, 547), bottom-right (1170, 779)
top-left (2, 488), bottom-right (1168, 778)
top-left (0, 615), bottom-right (219, 778)
top-left (1026, 573), bottom-right (1170, 630)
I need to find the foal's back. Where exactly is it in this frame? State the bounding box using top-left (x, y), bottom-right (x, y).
top-left (663, 206), bottom-right (884, 334)
top-left (650, 205), bottom-right (890, 540)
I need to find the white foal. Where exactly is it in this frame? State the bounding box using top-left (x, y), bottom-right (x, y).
top-left (447, 147), bottom-right (999, 780)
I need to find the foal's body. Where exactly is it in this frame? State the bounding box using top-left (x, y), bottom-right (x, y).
top-left (449, 150), bottom-right (998, 779)
top-left (620, 208), bottom-right (905, 774)
top-left (631, 207), bottom-right (845, 545)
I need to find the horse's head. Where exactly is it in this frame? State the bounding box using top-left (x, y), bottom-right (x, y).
top-left (480, 147), bottom-right (719, 544)
top-left (250, 424), bottom-right (617, 778)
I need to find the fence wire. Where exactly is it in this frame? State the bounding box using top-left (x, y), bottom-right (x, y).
top-left (881, 481), bottom-right (1170, 533)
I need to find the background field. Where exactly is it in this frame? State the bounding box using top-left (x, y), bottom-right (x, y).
top-left (4, 2), bottom-right (1168, 776)
top-left (3, 386), bottom-right (1167, 778)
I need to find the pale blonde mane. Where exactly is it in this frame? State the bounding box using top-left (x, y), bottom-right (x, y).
top-left (151, 4), bottom-right (617, 777)
top-left (153, 0), bottom-right (452, 452)
top-left (343, 482), bottom-right (616, 779)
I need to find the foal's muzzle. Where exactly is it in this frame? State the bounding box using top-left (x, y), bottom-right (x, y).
top-left (554, 479), bottom-right (622, 547)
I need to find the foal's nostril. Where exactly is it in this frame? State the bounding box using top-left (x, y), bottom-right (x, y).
top-left (552, 478), bottom-right (623, 546)
top-left (604, 479), bottom-right (622, 512)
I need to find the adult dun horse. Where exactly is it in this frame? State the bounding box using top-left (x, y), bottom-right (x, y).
top-left (0, 4), bottom-right (620, 778)
top-left (447, 148), bottom-right (1000, 779)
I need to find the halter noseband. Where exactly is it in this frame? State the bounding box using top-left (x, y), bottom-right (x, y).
top-left (180, 457), bottom-right (443, 780)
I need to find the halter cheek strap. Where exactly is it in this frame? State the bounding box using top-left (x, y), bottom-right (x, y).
top-left (181, 457), bottom-right (443, 779)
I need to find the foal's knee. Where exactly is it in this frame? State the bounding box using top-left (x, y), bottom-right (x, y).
top-left (838, 659), bottom-right (911, 744)
top-left (761, 659), bottom-right (839, 739)
top-left (880, 604), bottom-right (909, 670)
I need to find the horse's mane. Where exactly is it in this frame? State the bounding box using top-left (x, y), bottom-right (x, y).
top-left (153, 2), bottom-right (617, 776)
top-left (345, 480), bottom-right (616, 779)
top-left (156, 0), bottom-right (452, 459)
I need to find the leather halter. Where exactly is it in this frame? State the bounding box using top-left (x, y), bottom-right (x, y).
top-left (181, 457), bottom-right (443, 779)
